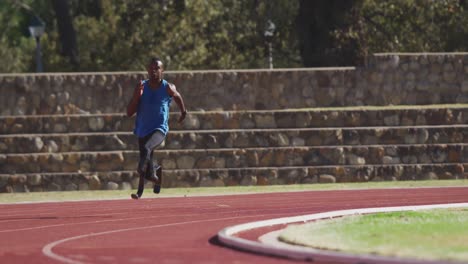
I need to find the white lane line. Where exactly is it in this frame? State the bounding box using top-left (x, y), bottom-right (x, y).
top-left (218, 202), bottom-right (468, 264)
top-left (0, 196), bottom-right (297, 218)
top-left (0, 212), bottom-right (206, 233)
top-left (2, 186), bottom-right (463, 217)
top-left (0, 212), bottom-right (129, 224)
top-left (0, 203), bottom-right (328, 233)
top-left (42, 214), bottom-right (279, 264)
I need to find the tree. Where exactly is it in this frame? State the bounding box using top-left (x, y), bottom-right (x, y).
top-left (0, 1), bottom-right (35, 72)
top-left (51, 0), bottom-right (79, 68)
top-left (296, 0), bottom-right (359, 67)
top-left (331, 0), bottom-right (468, 65)
top-left (43, 0), bottom-right (301, 71)
top-left (0, 0), bottom-right (466, 73)
top-left (296, 0), bottom-right (467, 67)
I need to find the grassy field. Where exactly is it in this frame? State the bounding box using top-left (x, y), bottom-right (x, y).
top-left (0, 180), bottom-right (467, 204)
top-left (279, 208), bottom-right (468, 262)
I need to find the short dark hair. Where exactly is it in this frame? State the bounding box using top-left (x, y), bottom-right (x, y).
top-left (149, 57), bottom-right (163, 65)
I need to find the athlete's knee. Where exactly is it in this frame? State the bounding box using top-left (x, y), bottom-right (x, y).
top-left (139, 147), bottom-right (152, 162)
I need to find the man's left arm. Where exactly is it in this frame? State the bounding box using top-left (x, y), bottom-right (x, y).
top-left (167, 83), bottom-right (187, 123)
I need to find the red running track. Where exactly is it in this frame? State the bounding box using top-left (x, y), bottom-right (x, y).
top-left (0, 187), bottom-right (467, 264)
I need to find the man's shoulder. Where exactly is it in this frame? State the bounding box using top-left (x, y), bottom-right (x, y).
top-left (163, 79), bottom-right (174, 85)
top-left (164, 81), bottom-right (177, 97)
top-left (164, 80), bottom-right (176, 89)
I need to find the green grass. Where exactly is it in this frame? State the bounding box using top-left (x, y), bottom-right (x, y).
top-left (0, 180), bottom-right (467, 204)
top-left (279, 208), bottom-right (468, 262)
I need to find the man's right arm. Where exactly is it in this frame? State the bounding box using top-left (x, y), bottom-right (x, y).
top-left (126, 81), bottom-right (144, 117)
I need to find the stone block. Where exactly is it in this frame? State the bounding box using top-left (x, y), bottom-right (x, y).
top-left (177, 155), bottom-right (196, 169)
top-left (319, 174), bottom-right (336, 183)
top-left (88, 175), bottom-right (101, 190)
top-left (65, 183), bottom-right (78, 191)
top-left (78, 183), bottom-right (89, 191)
top-left (120, 182), bottom-right (132, 190)
top-left (240, 175), bottom-right (257, 186)
top-left (106, 181), bottom-right (119, 190)
top-left (254, 114), bottom-right (276, 128)
top-left (27, 174), bottom-right (42, 186)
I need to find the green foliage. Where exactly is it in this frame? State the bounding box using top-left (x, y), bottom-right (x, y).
top-left (40, 0), bottom-right (301, 72)
top-left (0, 0), bottom-right (466, 72)
top-left (332, 0), bottom-right (468, 64)
top-left (0, 1), bottom-right (35, 72)
top-left (0, 0), bottom-right (301, 72)
top-left (67, 0), bottom-right (301, 71)
top-left (0, 35), bottom-right (34, 73)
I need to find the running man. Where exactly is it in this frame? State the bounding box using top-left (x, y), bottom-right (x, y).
top-left (126, 57), bottom-right (187, 200)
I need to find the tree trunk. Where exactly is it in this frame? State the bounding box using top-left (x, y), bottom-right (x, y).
top-left (51, 0), bottom-right (79, 67)
top-left (296, 0), bottom-right (357, 67)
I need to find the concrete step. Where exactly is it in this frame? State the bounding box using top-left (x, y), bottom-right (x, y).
top-left (1, 107), bottom-right (466, 134)
top-left (1, 126), bottom-right (466, 153)
top-left (1, 144), bottom-right (466, 174)
top-left (1, 163), bottom-right (466, 192)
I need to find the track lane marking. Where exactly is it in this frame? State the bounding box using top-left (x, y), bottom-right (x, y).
top-left (0, 204), bottom-right (311, 233)
top-left (42, 214), bottom-right (283, 264)
top-left (2, 192), bottom-right (465, 233)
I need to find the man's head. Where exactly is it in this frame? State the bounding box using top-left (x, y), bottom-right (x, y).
top-left (147, 57), bottom-right (164, 81)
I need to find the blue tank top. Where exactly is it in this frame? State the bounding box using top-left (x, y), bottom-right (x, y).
top-left (134, 79), bottom-right (172, 137)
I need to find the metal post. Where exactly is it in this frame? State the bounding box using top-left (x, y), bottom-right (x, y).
top-left (264, 19), bottom-right (275, 70)
top-left (35, 36), bottom-right (43, 73)
top-left (29, 15), bottom-right (45, 73)
top-left (268, 41), bottom-right (273, 69)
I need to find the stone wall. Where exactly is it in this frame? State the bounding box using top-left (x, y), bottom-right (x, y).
top-left (365, 53), bottom-right (467, 105)
top-left (0, 53), bottom-right (466, 115)
top-left (1, 107), bottom-right (466, 192)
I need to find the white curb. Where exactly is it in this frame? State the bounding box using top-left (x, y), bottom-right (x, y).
top-left (217, 203), bottom-right (468, 264)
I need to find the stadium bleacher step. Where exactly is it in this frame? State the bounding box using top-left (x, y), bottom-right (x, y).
top-left (1, 125), bottom-right (466, 153)
top-left (1, 106), bottom-right (466, 134)
top-left (1, 144), bottom-right (466, 174)
top-left (0, 163), bottom-right (465, 192)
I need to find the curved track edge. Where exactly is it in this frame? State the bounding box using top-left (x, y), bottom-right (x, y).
top-left (217, 203), bottom-right (468, 264)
